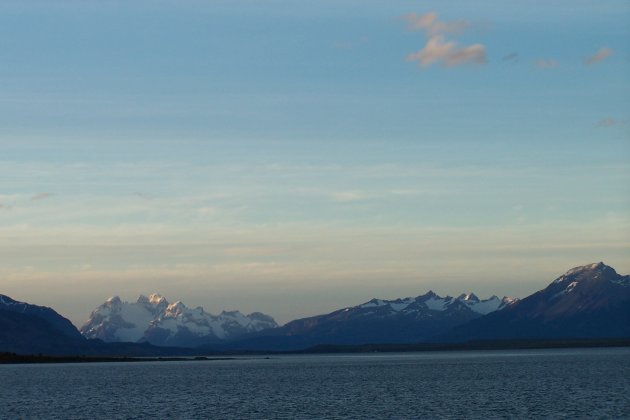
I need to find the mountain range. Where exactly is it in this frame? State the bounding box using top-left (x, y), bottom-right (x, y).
top-left (1, 262), bottom-right (629, 355)
top-left (80, 293), bottom-right (278, 348)
top-left (0, 294), bottom-right (199, 356)
top-left (218, 292), bottom-right (517, 351)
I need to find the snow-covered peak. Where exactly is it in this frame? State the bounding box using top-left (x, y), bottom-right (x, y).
top-left (149, 293), bottom-right (168, 305)
top-left (458, 293), bottom-right (480, 303)
top-left (459, 295), bottom-right (516, 315)
top-left (557, 262), bottom-right (610, 281)
top-left (501, 296), bottom-right (518, 305)
top-left (355, 291), bottom-right (516, 315)
top-left (165, 301), bottom-right (187, 316)
top-left (423, 295), bottom-right (450, 311)
top-left (137, 293), bottom-right (170, 309)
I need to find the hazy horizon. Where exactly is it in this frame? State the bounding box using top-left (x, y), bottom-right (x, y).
top-left (1, 0), bottom-right (629, 327)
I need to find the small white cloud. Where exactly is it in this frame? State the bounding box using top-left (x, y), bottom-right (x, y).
top-left (534, 59), bottom-right (558, 69)
top-left (585, 47), bottom-right (613, 65)
top-left (402, 12), bottom-right (486, 70)
top-left (407, 35), bottom-right (486, 68)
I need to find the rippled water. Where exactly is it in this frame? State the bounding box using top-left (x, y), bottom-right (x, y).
top-left (1, 348), bottom-right (629, 419)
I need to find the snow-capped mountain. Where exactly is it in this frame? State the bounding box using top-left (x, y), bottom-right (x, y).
top-left (355, 292), bottom-right (515, 316)
top-left (444, 262), bottom-right (630, 342)
top-left (223, 291), bottom-right (517, 351)
top-left (80, 293), bottom-right (278, 347)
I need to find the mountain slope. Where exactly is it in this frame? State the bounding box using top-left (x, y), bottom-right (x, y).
top-left (81, 293), bottom-right (278, 347)
top-left (0, 309), bottom-right (87, 355)
top-left (0, 294), bottom-right (84, 340)
top-left (443, 262), bottom-right (630, 342)
top-left (223, 292), bottom-right (516, 351)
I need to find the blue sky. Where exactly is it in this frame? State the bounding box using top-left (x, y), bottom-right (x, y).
top-left (1, 0), bottom-right (629, 326)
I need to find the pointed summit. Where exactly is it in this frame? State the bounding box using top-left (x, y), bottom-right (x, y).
top-left (148, 293), bottom-right (168, 306)
top-left (106, 296), bottom-right (122, 305)
top-left (458, 293), bottom-right (480, 302)
top-left (553, 262), bottom-right (621, 287)
top-left (165, 301), bottom-right (187, 316)
top-left (562, 262), bottom-right (613, 277)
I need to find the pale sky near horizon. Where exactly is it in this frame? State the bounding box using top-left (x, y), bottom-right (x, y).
top-left (1, 0), bottom-right (629, 327)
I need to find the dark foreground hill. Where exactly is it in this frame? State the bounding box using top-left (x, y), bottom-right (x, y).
top-left (0, 309), bottom-right (86, 355)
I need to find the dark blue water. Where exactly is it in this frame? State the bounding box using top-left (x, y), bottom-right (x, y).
top-left (1, 348), bottom-right (629, 419)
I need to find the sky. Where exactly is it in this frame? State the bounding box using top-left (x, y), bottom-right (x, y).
top-left (1, 0), bottom-right (629, 327)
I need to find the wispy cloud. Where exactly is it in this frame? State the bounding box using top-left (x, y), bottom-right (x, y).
top-left (407, 35), bottom-right (486, 68)
top-left (535, 59), bottom-right (559, 69)
top-left (585, 47), bottom-right (613, 65)
top-left (330, 191), bottom-right (371, 202)
top-left (197, 206), bottom-right (219, 215)
top-left (402, 12), bottom-right (469, 36)
top-left (597, 118), bottom-right (627, 127)
top-left (403, 12), bottom-right (486, 69)
top-left (31, 192), bottom-right (53, 201)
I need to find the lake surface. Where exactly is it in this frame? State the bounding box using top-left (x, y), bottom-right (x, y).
top-left (1, 347), bottom-right (629, 419)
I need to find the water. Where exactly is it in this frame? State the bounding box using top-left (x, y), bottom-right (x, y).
top-left (1, 348), bottom-right (629, 419)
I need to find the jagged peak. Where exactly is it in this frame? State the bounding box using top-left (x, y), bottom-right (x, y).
top-left (106, 296), bottom-right (121, 304)
top-left (248, 311), bottom-right (275, 320)
top-left (502, 296), bottom-right (518, 304)
top-left (166, 300), bottom-right (187, 313)
top-left (458, 293), bottom-right (480, 302)
top-left (422, 290), bottom-right (439, 299)
top-left (221, 310), bottom-right (244, 317)
top-left (148, 293), bottom-right (168, 305)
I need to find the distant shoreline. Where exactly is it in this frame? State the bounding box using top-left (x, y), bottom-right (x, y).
top-left (295, 338), bottom-right (630, 354)
top-left (0, 354), bottom-right (238, 364)
top-left (2, 338), bottom-right (629, 364)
